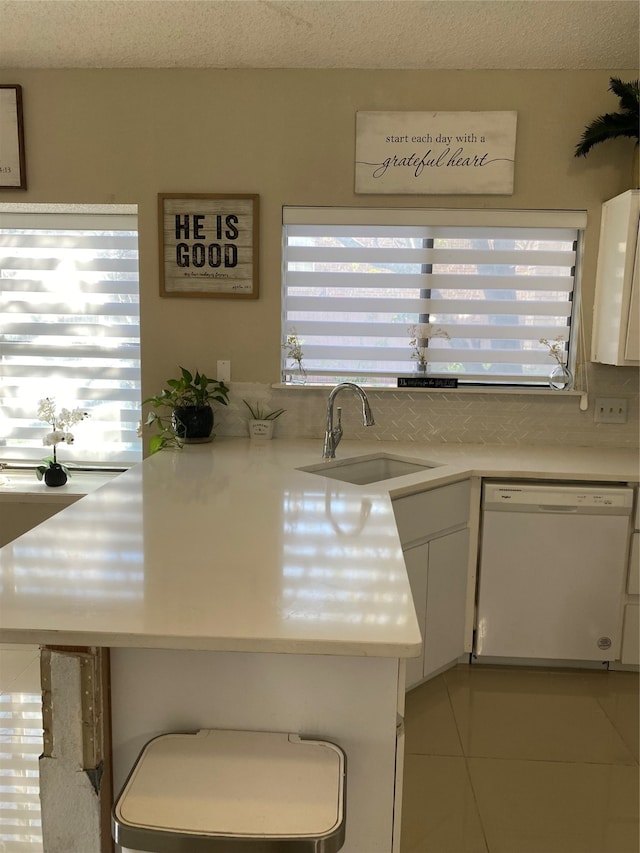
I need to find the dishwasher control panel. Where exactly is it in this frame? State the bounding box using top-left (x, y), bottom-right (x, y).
top-left (483, 483), bottom-right (634, 513)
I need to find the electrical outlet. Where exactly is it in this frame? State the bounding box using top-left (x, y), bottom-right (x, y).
top-left (217, 360), bottom-right (231, 382)
top-left (594, 398), bottom-right (628, 424)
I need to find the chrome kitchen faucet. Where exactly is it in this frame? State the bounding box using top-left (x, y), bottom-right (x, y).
top-left (322, 382), bottom-right (375, 459)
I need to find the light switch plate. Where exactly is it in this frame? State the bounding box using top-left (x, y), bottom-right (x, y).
top-left (217, 360), bottom-right (231, 382)
top-left (594, 398), bottom-right (628, 424)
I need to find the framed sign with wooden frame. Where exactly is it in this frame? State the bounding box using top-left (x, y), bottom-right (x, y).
top-left (0, 85), bottom-right (26, 190)
top-left (158, 193), bottom-right (259, 298)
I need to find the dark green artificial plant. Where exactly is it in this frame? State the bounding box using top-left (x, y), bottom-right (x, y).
top-left (575, 77), bottom-right (639, 158)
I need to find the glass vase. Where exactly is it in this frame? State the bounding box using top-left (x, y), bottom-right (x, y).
top-left (288, 363), bottom-right (307, 385)
top-left (549, 364), bottom-right (574, 391)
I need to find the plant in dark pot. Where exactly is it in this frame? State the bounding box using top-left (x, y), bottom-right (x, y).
top-left (35, 398), bottom-right (90, 487)
top-left (575, 77), bottom-right (639, 186)
top-left (143, 367), bottom-right (230, 453)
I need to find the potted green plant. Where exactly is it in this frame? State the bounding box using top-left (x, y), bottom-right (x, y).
top-left (243, 400), bottom-right (286, 440)
top-left (144, 367), bottom-right (230, 453)
top-left (575, 77), bottom-right (639, 185)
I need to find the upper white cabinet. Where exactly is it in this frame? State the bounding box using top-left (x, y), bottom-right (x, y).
top-left (591, 190), bottom-right (640, 366)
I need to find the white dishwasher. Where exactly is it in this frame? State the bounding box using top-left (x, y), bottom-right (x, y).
top-left (475, 482), bottom-right (634, 662)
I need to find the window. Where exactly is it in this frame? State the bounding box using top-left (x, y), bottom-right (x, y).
top-left (0, 205), bottom-right (142, 467)
top-left (282, 207), bottom-right (586, 388)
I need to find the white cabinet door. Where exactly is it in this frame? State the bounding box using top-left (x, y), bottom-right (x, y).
top-left (628, 532), bottom-right (640, 595)
top-left (591, 190), bottom-right (640, 366)
top-left (621, 604), bottom-right (639, 665)
top-left (393, 479), bottom-right (472, 689)
top-left (403, 529), bottom-right (470, 688)
top-left (402, 543), bottom-right (428, 689)
top-left (424, 529), bottom-right (470, 679)
top-left (624, 227), bottom-right (640, 361)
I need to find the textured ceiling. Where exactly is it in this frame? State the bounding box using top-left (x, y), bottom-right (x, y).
top-left (0, 0), bottom-right (638, 71)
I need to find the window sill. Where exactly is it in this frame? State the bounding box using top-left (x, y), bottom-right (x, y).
top-left (272, 383), bottom-right (584, 398)
top-left (0, 470), bottom-right (122, 502)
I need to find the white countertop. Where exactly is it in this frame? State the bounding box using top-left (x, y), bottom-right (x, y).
top-left (0, 438), bottom-right (637, 655)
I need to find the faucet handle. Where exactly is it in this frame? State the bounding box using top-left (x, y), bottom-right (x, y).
top-left (332, 406), bottom-right (343, 449)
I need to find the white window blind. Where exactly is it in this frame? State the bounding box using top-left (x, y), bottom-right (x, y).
top-left (282, 207), bottom-right (586, 388)
top-left (0, 206), bottom-right (142, 466)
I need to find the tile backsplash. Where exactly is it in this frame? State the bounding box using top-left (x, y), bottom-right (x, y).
top-left (217, 364), bottom-right (639, 449)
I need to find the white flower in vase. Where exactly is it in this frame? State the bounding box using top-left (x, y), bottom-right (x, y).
top-left (36, 398), bottom-right (89, 482)
top-left (282, 330), bottom-right (306, 382)
top-left (539, 336), bottom-right (573, 390)
top-left (407, 324), bottom-right (450, 371)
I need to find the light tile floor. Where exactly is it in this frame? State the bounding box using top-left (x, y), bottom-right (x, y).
top-left (401, 664), bottom-right (640, 853)
top-left (0, 645), bottom-right (43, 852)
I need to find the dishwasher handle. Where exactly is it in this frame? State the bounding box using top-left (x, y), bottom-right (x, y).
top-left (535, 504), bottom-right (579, 513)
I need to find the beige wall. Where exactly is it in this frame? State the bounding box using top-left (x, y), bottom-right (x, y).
top-left (0, 498), bottom-right (76, 547)
top-left (1, 68), bottom-right (638, 446)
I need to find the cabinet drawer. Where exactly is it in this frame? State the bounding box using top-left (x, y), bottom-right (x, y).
top-left (393, 480), bottom-right (470, 546)
top-left (628, 532), bottom-right (640, 595)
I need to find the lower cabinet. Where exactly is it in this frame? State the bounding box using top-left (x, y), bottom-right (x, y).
top-left (424, 529), bottom-right (471, 677)
top-left (403, 529), bottom-right (470, 687)
top-left (618, 493), bottom-right (639, 666)
top-left (392, 480), bottom-right (472, 690)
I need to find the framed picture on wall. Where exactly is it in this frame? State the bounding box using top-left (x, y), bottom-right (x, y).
top-left (158, 193), bottom-right (259, 298)
top-left (0, 85), bottom-right (26, 190)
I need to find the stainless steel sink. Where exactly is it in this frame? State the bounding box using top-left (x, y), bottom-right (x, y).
top-left (298, 453), bottom-right (439, 485)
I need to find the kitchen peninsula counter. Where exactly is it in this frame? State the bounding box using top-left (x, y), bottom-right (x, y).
top-left (0, 437), bottom-right (637, 652)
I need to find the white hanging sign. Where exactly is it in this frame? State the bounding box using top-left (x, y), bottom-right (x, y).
top-left (355, 111), bottom-right (517, 195)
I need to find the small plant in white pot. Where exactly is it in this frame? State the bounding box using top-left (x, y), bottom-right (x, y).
top-left (243, 400), bottom-right (286, 440)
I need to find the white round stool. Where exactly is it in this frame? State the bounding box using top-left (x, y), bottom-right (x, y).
top-left (112, 729), bottom-right (346, 853)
